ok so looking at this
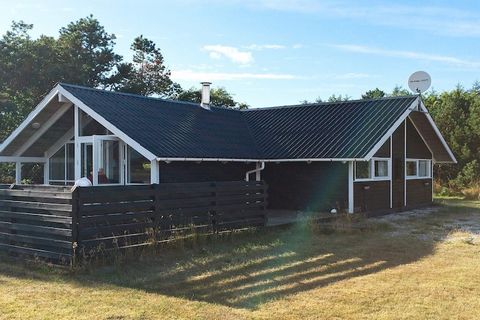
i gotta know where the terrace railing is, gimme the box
[0,181,268,264]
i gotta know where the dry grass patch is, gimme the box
[1,200,480,319]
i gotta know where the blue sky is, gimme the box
[1,0,480,107]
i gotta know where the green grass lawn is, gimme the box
[1,200,480,319]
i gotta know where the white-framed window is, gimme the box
[354,158,391,181]
[406,159,432,179]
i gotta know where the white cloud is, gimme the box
[202,0,480,37]
[331,44,480,69]
[203,45,253,65]
[244,44,286,50]
[171,69,297,81]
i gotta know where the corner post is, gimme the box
[74,105,81,180]
[44,152,49,185]
[15,162,21,184]
[150,159,159,184]
[348,161,354,214]
[71,187,80,266]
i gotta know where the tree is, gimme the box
[327,94,350,102]
[362,88,386,99]
[108,35,180,97]
[176,87,248,109]
[57,15,121,88]
[390,85,411,97]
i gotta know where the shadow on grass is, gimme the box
[0,223,435,310]
[3,202,477,310]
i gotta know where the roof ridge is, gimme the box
[59,82,205,108]
[244,94,418,112]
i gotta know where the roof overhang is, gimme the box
[0,84,157,161]
[364,96,456,164]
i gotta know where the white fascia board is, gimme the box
[155,157,364,162]
[418,100,457,164]
[58,86,157,161]
[0,156,47,163]
[364,97,419,161]
[0,85,61,154]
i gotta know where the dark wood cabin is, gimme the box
[0,83,456,215]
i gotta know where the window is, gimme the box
[419,160,431,177]
[49,143,75,185]
[374,160,389,178]
[355,158,390,181]
[406,160,417,177]
[127,147,150,184]
[355,161,370,179]
[406,159,432,179]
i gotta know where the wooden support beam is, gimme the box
[150,160,159,184]
[13,103,72,156]
[15,162,21,184]
[348,161,354,214]
[0,156,47,163]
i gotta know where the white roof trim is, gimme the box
[364,97,419,160]
[418,100,457,163]
[364,96,456,164]
[0,85,61,154]
[156,157,364,162]
[57,86,157,161]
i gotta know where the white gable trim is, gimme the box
[57,86,157,161]
[365,97,456,164]
[364,97,419,161]
[418,100,457,164]
[0,85,61,154]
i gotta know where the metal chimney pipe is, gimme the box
[201,82,211,109]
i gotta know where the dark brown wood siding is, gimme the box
[392,121,405,209]
[406,179,432,206]
[159,162,255,183]
[406,118,432,159]
[263,162,348,212]
[374,138,390,157]
[354,181,390,212]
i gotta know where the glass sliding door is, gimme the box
[98,139,121,184]
[81,142,93,180]
[48,142,75,185]
[91,136,123,185]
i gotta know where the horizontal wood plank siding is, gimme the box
[354,181,390,212]
[406,179,432,207]
[263,162,348,212]
[159,162,256,183]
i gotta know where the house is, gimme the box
[0,82,456,214]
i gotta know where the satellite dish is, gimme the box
[408,71,431,94]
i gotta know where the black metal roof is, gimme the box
[60,83,418,160]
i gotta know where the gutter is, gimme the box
[156,157,365,163]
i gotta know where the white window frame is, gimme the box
[406,158,432,179]
[354,157,391,182]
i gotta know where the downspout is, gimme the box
[245,161,265,182]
